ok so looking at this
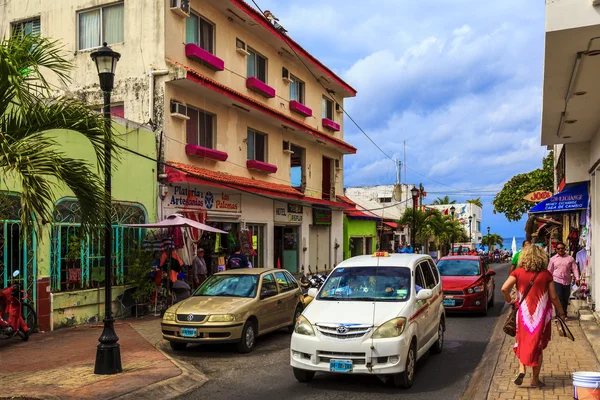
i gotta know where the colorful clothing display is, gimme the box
[511,269,554,367]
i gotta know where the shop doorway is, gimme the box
[274,226,298,273]
[309,225,331,269]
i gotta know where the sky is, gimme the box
[254,0,547,238]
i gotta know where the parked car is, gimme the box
[162,268,304,353]
[290,253,445,388]
[437,256,496,315]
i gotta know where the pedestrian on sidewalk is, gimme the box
[172,272,191,302]
[510,240,531,274]
[501,244,566,388]
[227,244,249,269]
[191,248,207,290]
[548,242,579,319]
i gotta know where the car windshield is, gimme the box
[437,260,480,276]
[317,266,411,302]
[194,275,258,298]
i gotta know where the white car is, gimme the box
[290,253,445,388]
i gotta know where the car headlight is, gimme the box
[207,314,236,322]
[163,312,176,322]
[372,317,407,339]
[294,315,315,336]
[467,284,485,294]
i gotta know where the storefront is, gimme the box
[309,208,332,270]
[273,201,302,273]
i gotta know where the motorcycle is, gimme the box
[0,270,37,341]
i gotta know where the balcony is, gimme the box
[322,118,340,132]
[289,100,312,117]
[185,144,228,162]
[246,77,276,98]
[185,43,224,72]
[246,159,277,174]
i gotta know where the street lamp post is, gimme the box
[469,215,473,245]
[487,226,490,252]
[450,206,456,255]
[91,43,122,375]
[411,187,419,250]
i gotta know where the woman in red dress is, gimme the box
[501,244,566,388]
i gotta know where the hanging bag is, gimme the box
[503,272,539,337]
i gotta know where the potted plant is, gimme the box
[125,248,158,317]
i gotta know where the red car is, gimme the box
[437,256,496,315]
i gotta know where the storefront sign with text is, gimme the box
[313,208,332,226]
[274,201,303,223]
[164,185,240,212]
[523,191,552,202]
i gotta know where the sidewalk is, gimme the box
[487,316,600,400]
[0,317,207,399]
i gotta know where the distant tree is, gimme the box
[399,208,467,253]
[492,153,553,222]
[481,234,504,251]
[466,197,483,208]
[431,196,456,205]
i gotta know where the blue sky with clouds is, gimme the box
[256,0,547,238]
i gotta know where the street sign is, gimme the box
[523,190,552,202]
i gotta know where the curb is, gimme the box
[460,303,509,400]
[112,325,209,400]
[579,309,600,367]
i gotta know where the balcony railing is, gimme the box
[185,43,224,72]
[246,76,276,98]
[185,144,228,162]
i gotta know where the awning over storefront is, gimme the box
[384,221,398,229]
[529,182,589,214]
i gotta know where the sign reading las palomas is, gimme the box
[523,191,552,202]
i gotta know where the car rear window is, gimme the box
[436,260,480,277]
[317,266,411,302]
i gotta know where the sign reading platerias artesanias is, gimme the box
[529,182,589,214]
[164,184,240,212]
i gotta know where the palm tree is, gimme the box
[431,195,456,205]
[466,197,483,208]
[0,34,116,239]
[399,208,467,253]
[482,233,503,251]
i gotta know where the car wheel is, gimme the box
[488,287,495,307]
[481,296,489,316]
[236,320,256,353]
[169,341,187,351]
[293,367,316,382]
[392,341,416,388]
[430,319,444,354]
[288,305,303,334]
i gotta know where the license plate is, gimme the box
[181,328,197,338]
[330,359,353,373]
[443,299,456,306]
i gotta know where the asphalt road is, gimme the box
[172,263,511,400]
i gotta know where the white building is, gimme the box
[428,203,483,246]
[541,0,598,308]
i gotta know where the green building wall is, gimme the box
[343,215,378,260]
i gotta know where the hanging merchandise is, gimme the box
[248,230,257,257]
[214,232,221,253]
[568,227,579,253]
[217,256,226,272]
[185,211,201,242]
[240,229,252,257]
[227,232,236,252]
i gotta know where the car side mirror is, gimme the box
[415,289,433,300]
[486,270,496,276]
[307,288,318,298]
[260,289,278,299]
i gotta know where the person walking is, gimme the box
[501,245,566,388]
[548,242,579,319]
[191,248,208,290]
[510,240,531,274]
[227,244,249,269]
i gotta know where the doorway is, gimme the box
[274,226,298,273]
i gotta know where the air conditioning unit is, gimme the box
[282,140,294,154]
[170,100,189,120]
[282,67,292,84]
[236,38,250,56]
[170,0,190,17]
[334,159,341,170]
[335,102,343,114]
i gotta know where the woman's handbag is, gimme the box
[555,317,575,341]
[503,272,539,337]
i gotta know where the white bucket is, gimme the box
[573,372,600,400]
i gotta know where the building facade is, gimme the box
[1,0,356,326]
[540,0,598,309]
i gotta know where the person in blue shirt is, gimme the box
[397,244,405,253]
[405,244,414,254]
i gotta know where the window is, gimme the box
[477,221,481,232]
[420,262,437,289]
[436,260,481,277]
[414,265,426,291]
[350,237,365,257]
[275,271,293,292]
[261,273,278,293]
[186,107,214,149]
[290,75,305,103]
[428,260,440,284]
[247,48,267,82]
[247,224,264,268]
[379,197,392,203]
[12,17,40,38]
[290,144,305,192]
[78,3,124,50]
[186,13,214,54]
[322,97,334,120]
[247,128,267,162]
[284,271,299,289]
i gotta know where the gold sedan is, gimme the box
[162,268,304,353]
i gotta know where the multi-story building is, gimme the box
[539,0,597,309]
[427,203,483,246]
[1,0,357,326]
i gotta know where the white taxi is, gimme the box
[290,253,445,388]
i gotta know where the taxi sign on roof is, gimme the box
[372,252,390,257]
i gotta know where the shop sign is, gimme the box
[313,208,332,226]
[274,201,303,223]
[164,185,240,212]
[523,191,552,202]
[529,182,589,214]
